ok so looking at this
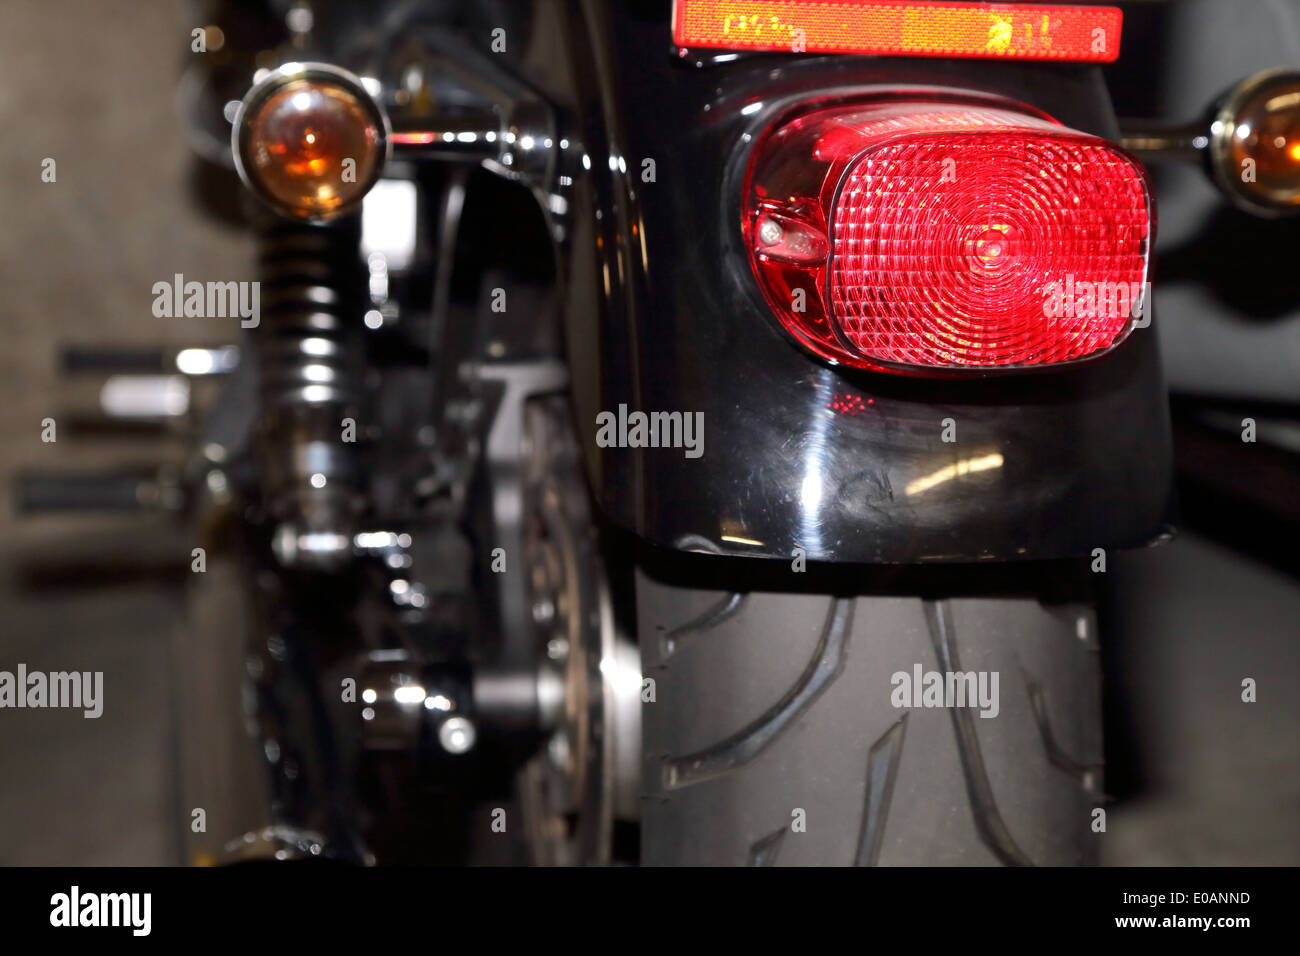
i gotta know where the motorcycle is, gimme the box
[16,0,1299,866]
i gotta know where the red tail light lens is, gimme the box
[743,100,1152,371]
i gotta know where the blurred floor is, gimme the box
[0,1,1295,866]
[0,520,185,865]
[1105,537,1300,865]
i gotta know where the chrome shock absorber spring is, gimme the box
[254,217,367,570]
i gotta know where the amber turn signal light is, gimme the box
[232,63,390,220]
[1211,68,1300,217]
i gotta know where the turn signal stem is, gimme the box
[231,62,555,220]
[1121,68,1300,217]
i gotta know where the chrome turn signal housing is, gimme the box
[232,62,390,220]
[1210,68,1300,217]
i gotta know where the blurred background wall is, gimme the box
[0,0,249,864]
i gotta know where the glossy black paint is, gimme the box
[543,0,1174,564]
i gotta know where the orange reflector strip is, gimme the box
[672,0,1122,62]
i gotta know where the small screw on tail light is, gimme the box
[743,99,1153,372]
[232,63,390,220]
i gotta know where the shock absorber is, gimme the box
[255,216,367,571]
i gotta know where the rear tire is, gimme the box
[637,569,1103,866]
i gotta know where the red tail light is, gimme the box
[743,99,1152,371]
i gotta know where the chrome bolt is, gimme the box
[546,637,569,661]
[758,217,783,246]
[548,731,571,770]
[532,597,556,626]
[536,667,566,730]
[438,716,476,754]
